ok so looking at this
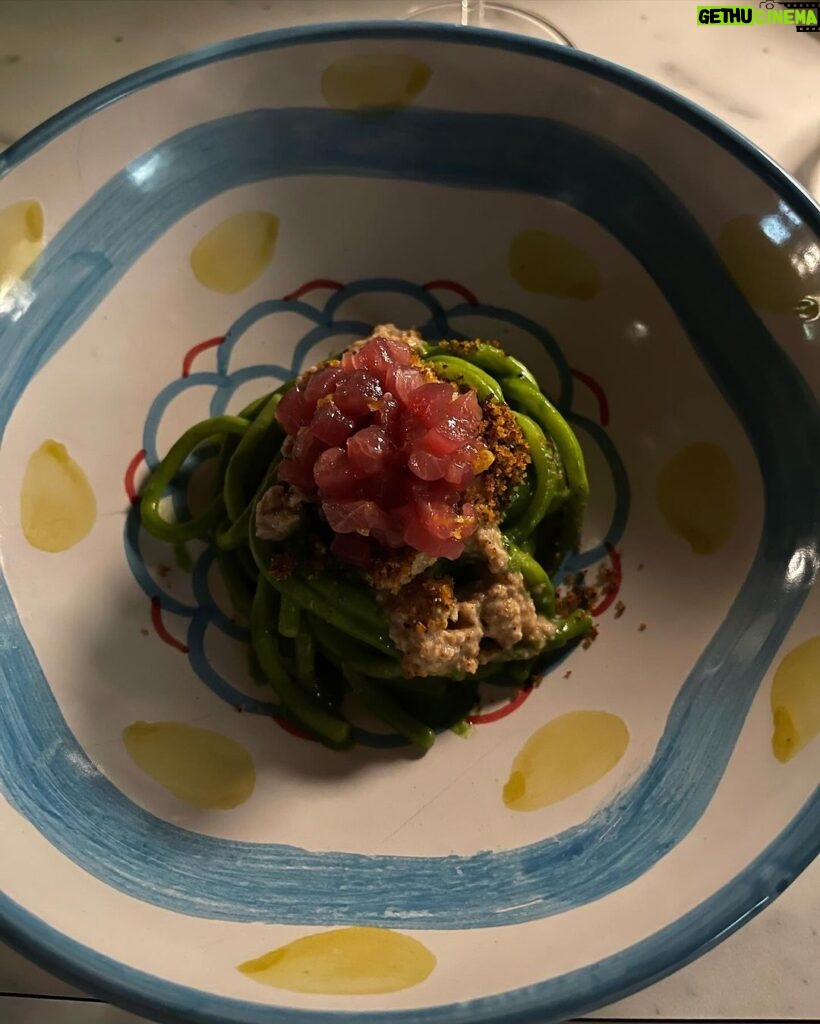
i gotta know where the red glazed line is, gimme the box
[467,685,533,725]
[272,715,316,742]
[124,449,146,504]
[181,336,224,378]
[422,279,479,306]
[282,279,344,301]
[571,367,610,427]
[150,598,189,653]
[591,543,622,618]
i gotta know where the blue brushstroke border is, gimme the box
[2,788,818,1024]
[0,21,817,1024]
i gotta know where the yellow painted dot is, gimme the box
[718,214,811,314]
[503,711,629,811]
[504,770,526,804]
[238,927,436,995]
[0,199,45,290]
[20,441,96,552]
[771,636,820,763]
[656,442,739,555]
[123,721,255,809]
[509,229,601,299]
[321,55,431,111]
[190,211,279,293]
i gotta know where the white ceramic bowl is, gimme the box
[1,22,818,1024]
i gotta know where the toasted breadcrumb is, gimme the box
[581,624,600,650]
[434,337,501,355]
[469,398,529,523]
[383,576,457,634]
[555,570,599,616]
[269,553,296,580]
[366,549,437,594]
[596,561,618,595]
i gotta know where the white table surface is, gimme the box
[0,1,818,1021]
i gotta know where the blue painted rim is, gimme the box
[3,790,818,1024]
[2,19,820,239]
[0,19,818,1024]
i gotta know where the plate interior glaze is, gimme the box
[0,23,818,1024]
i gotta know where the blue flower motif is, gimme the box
[123,277,629,746]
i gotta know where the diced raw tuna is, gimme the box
[276,385,311,433]
[354,337,395,377]
[443,444,479,487]
[304,366,345,409]
[334,371,383,418]
[375,393,400,432]
[407,382,456,427]
[330,532,376,568]
[347,425,394,477]
[323,499,388,535]
[275,332,491,560]
[313,447,358,497]
[387,365,425,403]
[311,400,356,446]
[407,448,448,482]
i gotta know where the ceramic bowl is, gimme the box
[1,22,818,1024]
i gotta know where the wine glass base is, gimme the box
[405,2,573,45]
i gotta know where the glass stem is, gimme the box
[461,0,484,26]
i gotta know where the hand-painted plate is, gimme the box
[0,22,818,1024]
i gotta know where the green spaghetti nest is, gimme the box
[139,335,592,750]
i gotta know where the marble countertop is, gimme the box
[1,0,818,193]
[0,1,818,1021]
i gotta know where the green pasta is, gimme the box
[215,547,254,624]
[425,354,505,402]
[138,333,594,749]
[344,667,436,751]
[140,416,250,543]
[251,576,352,749]
[425,341,539,388]
[224,393,282,521]
[505,412,563,545]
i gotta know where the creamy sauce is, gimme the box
[656,442,738,555]
[190,211,279,293]
[503,710,629,811]
[122,721,255,809]
[718,214,809,314]
[0,199,44,292]
[509,229,600,299]
[771,636,820,763]
[238,927,436,995]
[21,441,96,552]
[321,55,431,110]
